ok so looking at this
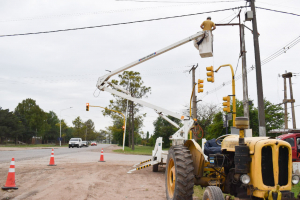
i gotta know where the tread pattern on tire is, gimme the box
[202,186,224,200]
[166,145,194,200]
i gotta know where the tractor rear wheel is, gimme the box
[165,145,194,200]
[202,186,224,200]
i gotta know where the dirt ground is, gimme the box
[0,145,167,200]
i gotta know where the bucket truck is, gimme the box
[96,30,212,172]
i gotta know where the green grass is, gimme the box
[0,144,68,148]
[193,185,205,199]
[113,145,169,155]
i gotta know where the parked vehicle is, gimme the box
[91,141,97,146]
[69,138,82,148]
[82,141,88,147]
[276,129,300,162]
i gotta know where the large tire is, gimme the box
[202,186,224,200]
[165,145,194,200]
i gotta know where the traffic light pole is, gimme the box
[249,0,266,136]
[89,105,126,150]
[216,64,236,127]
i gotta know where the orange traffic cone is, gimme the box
[2,158,18,190]
[48,149,56,166]
[99,148,105,162]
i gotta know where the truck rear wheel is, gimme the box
[165,145,194,200]
[202,186,224,200]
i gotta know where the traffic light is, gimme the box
[222,96,230,112]
[122,126,125,130]
[197,79,204,93]
[86,103,89,111]
[206,66,214,83]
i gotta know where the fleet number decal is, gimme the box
[138,52,156,62]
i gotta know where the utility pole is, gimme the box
[240,23,250,127]
[283,75,288,128]
[282,72,296,129]
[85,125,87,141]
[189,64,198,140]
[249,0,266,136]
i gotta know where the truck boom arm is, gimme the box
[96,31,206,88]
[102,85,185,120]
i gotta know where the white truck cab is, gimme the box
[69,138,83,148]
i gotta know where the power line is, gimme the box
[255,6,300,17]
[199,35,300,99]
[0,6,248,38]
[116,0,243,3]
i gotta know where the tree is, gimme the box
[103,71,151,150]
[206,111,226,140]
[83,119,96,141]
[152,115,181,148]
[264,99,284,134]
[72,116,84,138]
[0,107,25,144]
[14,98,48,141]
[146,131,149,140]
[206,99,284,139]
[44,111,59,143]
[196,103,220,137]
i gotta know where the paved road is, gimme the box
[0,144,111,163]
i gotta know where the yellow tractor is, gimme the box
[165,117,300,200]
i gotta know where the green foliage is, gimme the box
[206,112,226,140]
[234,99,283,136]
[264,99,284,134]
[44,111,59,142]
[14,98,48,139]
[152,116,181,148]
[1,98,100,144]
[72,117,98,141]
[0,107,25,144]
[204,99,284,139]
[114,145,169,155]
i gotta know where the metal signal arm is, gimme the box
[102,84,185,121]
[96,31,206,88]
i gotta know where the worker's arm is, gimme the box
[212,23,216,31]
[200,23,204,29]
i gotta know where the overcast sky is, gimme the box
[1,0,299,138]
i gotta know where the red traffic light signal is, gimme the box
[122,126,125,130]
[86,103,89,111]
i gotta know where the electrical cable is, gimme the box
[255,6,300,17]
[0,6,248,38]
[116,0,243,3]
[199,35,300,99]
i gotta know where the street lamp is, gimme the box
[60,107,72,147]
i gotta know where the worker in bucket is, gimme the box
[193,16,215,53]
[200,16,216,31]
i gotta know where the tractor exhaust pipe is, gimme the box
[234,117,251,174]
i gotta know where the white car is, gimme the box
[69,138,83,148]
